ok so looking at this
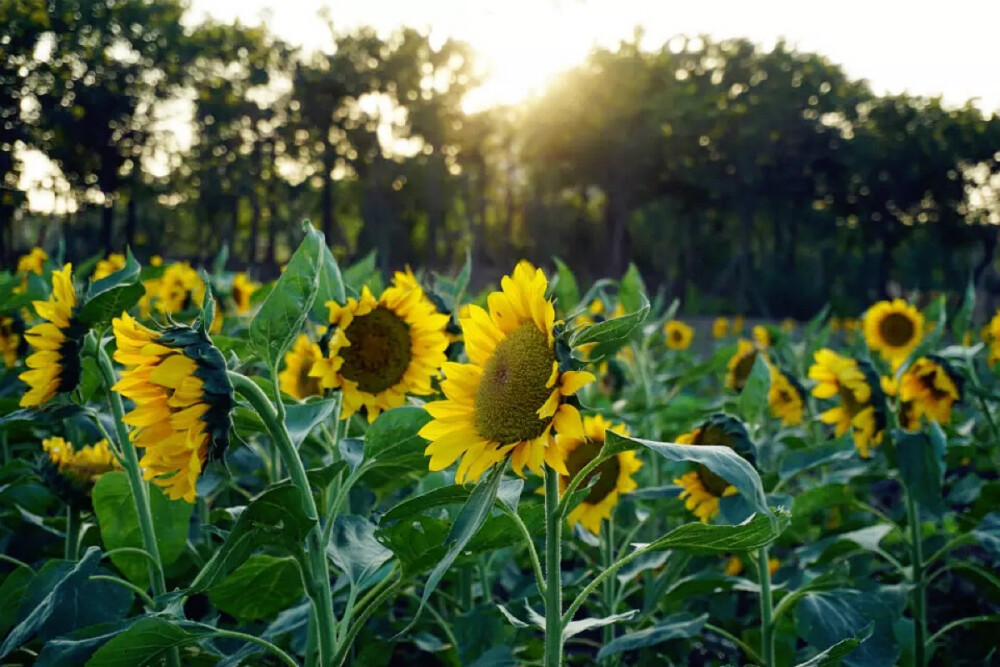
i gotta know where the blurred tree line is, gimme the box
[3,0,1000,316]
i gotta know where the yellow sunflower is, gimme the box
[712,317,729,339]
[664,320,694,351]
[17,247,47,275]
[752,325,771,348]
[92,253,126,281]
[112,313,233,502]
[863,299,924,368]
[556,413,642,534]
[140,262,206,317]
[278,332,325,400]
[899,356,961,428]
[985,310,1000,365]
[726,339,766,391]
[310,270,450,423]
[808,349,885,458]
[420,261,595,483]
[19,265,85,407]
[1,316,22,368]
[43,436,120,486]
[673,416,752,523]
[768,366,805,426]
[232,272,259,315]
[732,316,745,334]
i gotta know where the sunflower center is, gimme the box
[692,425,737,495]
[338,306,412,394]
[474,322,556,445]
[878,312,915,348]
[671,330,683,343]
[837,384,863,416]
[733,350,758,390]
[298,359,322,398]
[564,439,620,504]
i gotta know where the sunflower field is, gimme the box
[1,222,998,667]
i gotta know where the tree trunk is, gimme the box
[101,200,114,250]
[125,195,137,249]
[322,144,336,246]
[605,188,631,278]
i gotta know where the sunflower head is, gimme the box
[863,299,924,368]
[556,413,642,534]
[310,272,450,422]
[899,355,962,429]
[0,315,26,368]
[673,414,753,523]
[112,313,233,502]
[19,264,86,407]
[421,261,596,483]
[232,273,259,315]
[141,262,206,317]
[92,253,127,282]
[768,366,806,426]
[809,349,886,457]
[752,325,772,348]
[726,339,765,392]
[37,436,120,507]
[17,247,48,275]
[279,332,326,401]
[712,317,729,339]
[664,320,694,350]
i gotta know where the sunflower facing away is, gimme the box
[899,356,962,428]
[673,415,754,523]
[1,315,24,368]
[420,261,595,483]
[808,348,886,458]
[768,365,806,426]
[43,436,120,486]
[279,331,326,400]
[310,270,450,423]
[112,313,233,502]
[726,339,766,392]
[232,272,259,315]
[19,265,87,407]
[664,320,694,351]
[92,253,126,281]
[863,299,924,368]
[556,413,642,534]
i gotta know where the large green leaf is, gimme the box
[606,431,770,519]
[209,555,304,621]
[894,426,946,512]
[973,512,1000,558]
[617,263,647,314]
[362,405,433,488]
[779,437,855,477]
[551,257,580,314]
[738,353,771,424]
[312,232,346,323]
[794,587,906,667]
[285,397,339,449]
[0,566,34,636]
[342,249,378,296]
[793,624,873,667]
[92,471,193,587]
[569,293,650,359]
[35,619,138,667]
[86,617,215,666]
[637,511,788,554]
[327,515,393,588]
[249,222,325,369]
[188,483,312,593]
[77,248,143,327]
[596,612,707,660]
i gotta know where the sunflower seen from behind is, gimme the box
[664,320,694,350]
[808,349,886,458]
[112,313,233,502]
[556,413,642,534]
[899,356,962,429]
[420,261,595,483]
[673,415,754,523]
[19,265,87,407]
[863,299,924,369]
[310,270,450,423]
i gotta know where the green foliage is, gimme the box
[77,249,144,327]
[208,555,304,621]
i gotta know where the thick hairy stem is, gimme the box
[757,547,775,667]
[544,466,564,667]
[905,489,927,667]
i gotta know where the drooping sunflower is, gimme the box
[278,331,326,400]
[19,264,86,407]
[712,317,729,339]
[1,315,25,368]
[863,299,924,368]
[37,436,120,507]
[808,348,886,458]
[232,272,259,315]
[673,415,754,523]
[556,413,642,534]
[726,339,766,391]
[112,313,233,502]
[92,253,126,281]
[664,320,694,351]
[420,261,595,483]
[768,365,806,426]
[310,270,450,423]
[899,356,962,428]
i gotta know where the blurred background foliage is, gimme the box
[3,0,1000,317]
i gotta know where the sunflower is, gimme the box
[17,247,48,275]
[140,262,206,317]
[420,261,595,483]
[19,265,86,407]
[732,316,745,334]
[768,366,806,426]
[726,339,766,392]
[723,555,779,577]
[808,349,886,458]
[780,318,797,334]
[664,320,694,350]
[899,356,962,428]
[1,315,24,368]
[232,273,259,315]
[673,415,753,523]
[92,253,126,281]
[752,325,771,348]
[712,317,729,339]
[310,270,450,423]
[985,310,1000,365]
[279,331,325,400]
[863,299,924,368]
[112,313,233,502]
[43,436,120,486]
[556,413,642,534]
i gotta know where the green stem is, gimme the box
[333,577,403,667]
[757,547,775,667]
[556,454,607,519]
[601,518,615,650]
[229,371,337,667]
[704,622,764,664]
[64,506,80,560]
[505,505,546,597]
[905,489,927,667]
[544,466,564,667]
[925,614,1000,649]
[181,621,300,667]
[0,553,32,571]
[88,575,155,608]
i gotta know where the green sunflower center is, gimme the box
[474,322,556,445]
[878,312,915,348]
[339,306,413,394]
[564,439,620,504]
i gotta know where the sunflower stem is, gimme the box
[544,465,564,667]
[757,546,775,667]
[601,517,615,651]
[228,370,338,667]
[64,505,80,561]
[905,486,927,667]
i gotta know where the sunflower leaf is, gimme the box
[893,426,946,513]
[738,353,772,424]
[208,554,304,622]
[633,511,789,553]
[77,248,144,327]
[551,256,580,314]
[595,612,707,660]
[569,292,650,360]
